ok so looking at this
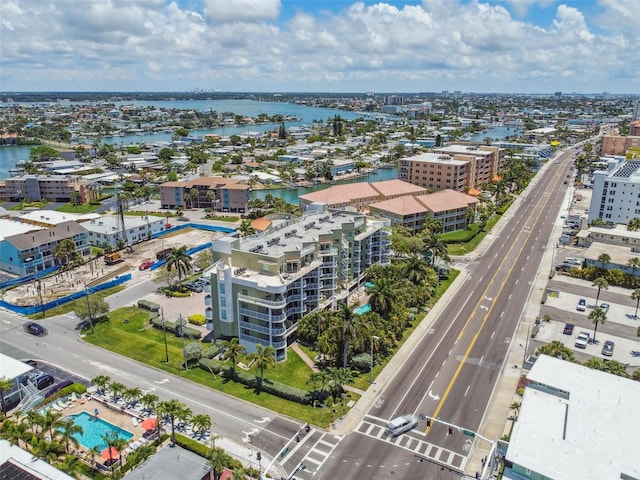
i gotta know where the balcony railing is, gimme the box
[238,293,286,308]
[240,320,285,336]
[238,307,286,323]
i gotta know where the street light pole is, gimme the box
[370,335,379,383]
[161,308,169,362]
[84,284,94,334]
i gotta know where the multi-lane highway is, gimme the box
[290,150,577,479]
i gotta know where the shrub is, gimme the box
[351,353,372,372]
[137,300,160,312]
[202,343,224,359]
[170,290,191,298]
[175,434,244,471]
[150,316,202,339]
[188,313,206,326]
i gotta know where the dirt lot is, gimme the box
[3,227,228,307]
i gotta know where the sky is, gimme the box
[1,0,638,94]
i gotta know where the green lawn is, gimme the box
[29,286,125,320]
[56,202,102,214]
[84,307,346,426]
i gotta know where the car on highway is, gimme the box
[577,298,586,312]
[575,331,591,349]
[563,323,575,335]
[599,303,610,313]
[386,415,418,437]
[602,340,615,356]
[139,259,153,270]
[23,321,46,336]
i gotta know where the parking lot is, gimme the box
[537,277,640,367]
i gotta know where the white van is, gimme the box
[386,415,418,437]
[564,257,582,266]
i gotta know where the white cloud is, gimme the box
[0,0,637,92]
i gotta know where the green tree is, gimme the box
[74,296,109,327]
[403,255,431,285]
[248,344,276,389]
[108,382,126,402]
[222,337,246,376]
[91,375,111,396]
[627,217,640,231]
[535,343,576,362]
[238,219,255,237]
[157,399,184,446]
[123,387,142,408]
[368,278,396,319]
[588,306,607,342]
[191,414,212,440]
[165,246,193,288]
[54,454,83,477]
[208,447,228,480]
[139,393,159,417]
[55,418,83,454]
[598,253,611,270]
[591,277,609,307]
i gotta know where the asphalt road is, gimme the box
[301,151,576,480]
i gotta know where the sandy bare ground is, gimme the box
[3,227,228,307]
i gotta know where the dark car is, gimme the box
[23,321,46,336]
[44,380,73,398]
[31,373,55,390]
[555,264,570,272]
[563,323,575,335]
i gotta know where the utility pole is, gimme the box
[84,284,94,334]
[161,308,169,362]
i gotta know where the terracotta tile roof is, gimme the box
[370,195,426,215]
[160,176,249,190]
[370,179,428,197]
[299,183,380,205]
[251,217,272,232]
[416,189,478,213]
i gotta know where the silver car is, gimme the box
[602,340,614,356]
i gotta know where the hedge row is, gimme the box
[198,358,313,405]
[137,300,160,312]
[150,317,202,339]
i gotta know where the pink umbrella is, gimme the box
[101,446,119,460]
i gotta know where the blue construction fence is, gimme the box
[0,273,132,316]
[0,265,60,291]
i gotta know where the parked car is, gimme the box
[602,340,615,356]
[139,259,153,270]
[575,331,591,349]
[577,298,586,312]
[45,380,74,398]
[23,321,46,336]
[186,283,203,293]
[599,303,610,313]
[563,323,575,335]
[555,264,571,272]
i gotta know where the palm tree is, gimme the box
[176,404,192,432]
[222,337,246,376]
[588,307,607,342]
[157,399,184,446]
[591,277,609,306]
[191,414,212,440]
[238,219,255,237]
[55,418,83,454]
[139,393,159,417]
[165,245,193,288]
[190,187,199,209]
[423,231,450,266]
[91,375,111,396]
[208,447,228,480]
[368,277,396,318]
[598,253,611,271]
[89,445,101,472]
[248,344,276,389]
[31,437,65,465]
[0,377,12,415]
[123,387,142,408]
[536,341,576,362]
[627,217,640,231]
[55,454,83,478]
[627,257,640,278]
[1,418,29,448]
[101,431,119,475]
[109,382,126,403]
[632,289,640,319]
[403,255,430,285]
[42,410,64,439]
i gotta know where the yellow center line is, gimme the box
[425,165,564,434]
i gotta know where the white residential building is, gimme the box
[204,207,391,362]
[82,214,167,248]
[588,160,640,224]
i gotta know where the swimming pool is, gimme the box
[354,303,371,315]
[69,412,133,450]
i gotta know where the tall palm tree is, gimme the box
[222,337,246,376]
[157,399,184,446]
[91,375,111,396]
[165,246,193,288]
[190,187,199,209]
[248,344,276,389]
[627,257,640,278]
[108,382,126,403]
[139,393,159,417]
[55,418,83,454]
[627,217,640,231]
[404,255,430,286]
[238,219,255,237]
[55,454,83,478]
[176,404,192,432]
[31,437,65,465]
[208,447,228,480]
[588,307,607,342]
[591,277,609,306]
[191,414,212,440]
[598,253,611,271]
[632,288,640,319]
[536,341,576,362]
[368,278,396,318]
[423,231,450,266]
[123,387,142,408]
[42,410,64,440]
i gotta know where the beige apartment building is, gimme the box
[159,176,250,213]
[399,145,502,193]
[600,135,640,156]
[0,175,89,203]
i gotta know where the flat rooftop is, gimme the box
[506,355,640,480]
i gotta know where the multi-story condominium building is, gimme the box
[204,207,391,362]
[299,179,427,212]
[82,214,167,248]
[588,160,640,225]
[433,144,502,185]
[369,189,478,234]
[159,176,249,213]
[0,175,88,203]
[0,220,90,275]
[600,135,640,156]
